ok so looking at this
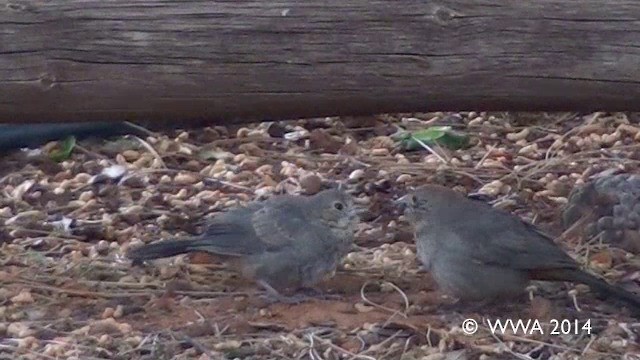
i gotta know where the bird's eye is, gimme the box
[333,202,344,211]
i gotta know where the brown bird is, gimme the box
[400,184,640,310]
[128,188,359,303]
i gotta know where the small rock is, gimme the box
[102,307,115,319]
[95,240,110,255]
[195,190,220,202]
[506,128,530,141]
[477,180,504,196]
[236,127,251,138]
[354,303,375,313]
[213,340,243,351]
[120,205,144,224]
[371,148,390,156]
[125,336,143,347]
[176,131,189,141]
[174,173,198,185]
[518,143,538,156]
[121,150,140,162]
[255,164,273,176]
[7,322,35,338]
[78,191,93,202]
[280,161,298,177]
[468,116,484,126]
[0,206,13,217]
[88,317,131,335]
[238,143,264,156]
[11,290,34,304]
[113,305,124,319]
[601,133,618,146]
[396,174,411,183]
[617,124,640,136]
[546,180,569,196]
[449,157,463,167]
[480,158,505,169]
[97,334,112,346]
[299,174,322,194]
[240,158,259,171]
[248,129,264,137]
[394,154,410,164]
[10,180,34,201]
[348,169,365,183]
[368,136,395,149]
[74,173,92,183]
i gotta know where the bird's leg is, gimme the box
[256,280,312,305]
[297,287,344,301]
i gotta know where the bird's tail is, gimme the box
[127,238,212,262]
[549,269,640,310]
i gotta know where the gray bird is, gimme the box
[400,184,640,309]
[128,188,359,302]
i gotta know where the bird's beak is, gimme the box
[395,195,411,212]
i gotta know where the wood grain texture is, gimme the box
[1,1,639,123]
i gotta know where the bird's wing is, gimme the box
[191,204,268,256]
[250,199,311,249]
[447,206,578,271]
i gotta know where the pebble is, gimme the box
[0,207,13,217]
[348,169,365,182]
[468,116,484,126]
[7,322,35,338]
[299,173,322,194]
[78,191,93,202]
[371,148,390,156]
[236,127,251,138]
[478,180,504,196]
[95,240,110,255]
[394,154,410,164]
[396,174,411,183]
[255,164,273,176]
[10,290,34,304]
[121,150,140,162]
[74,173,92,183]
[518,143,538,156]
[506,128,530,141]
[174,173,198,185]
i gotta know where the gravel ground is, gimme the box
[1,112,640,360]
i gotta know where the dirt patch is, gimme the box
[1,112,640,359]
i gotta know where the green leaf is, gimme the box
[49,136,76,162]
[398,126,469,151]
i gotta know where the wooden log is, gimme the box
[1,1,639,124]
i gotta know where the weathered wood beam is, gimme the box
[1,1,639,123]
